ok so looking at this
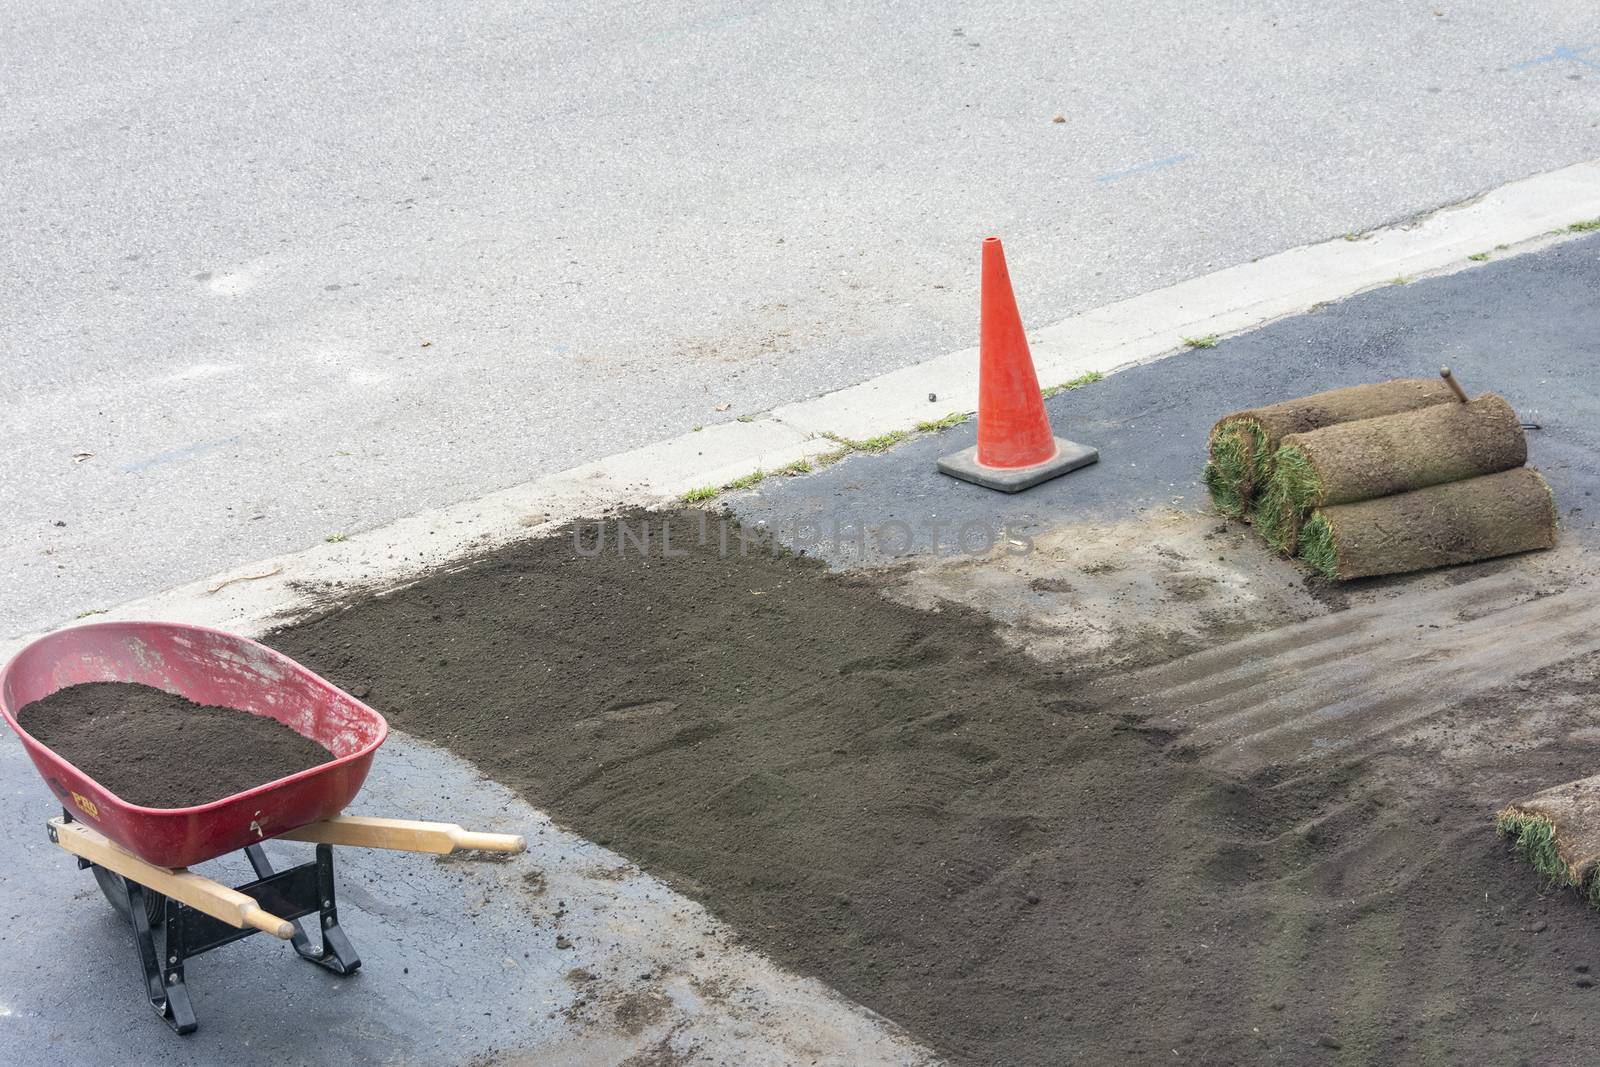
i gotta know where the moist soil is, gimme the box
[271,510,1600,1065]
[18,682,332,808]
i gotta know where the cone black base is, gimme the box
[937,438,1099,493]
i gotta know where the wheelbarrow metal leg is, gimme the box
[120,878,196,1034]
[312,843,360,974]
[243,842,360,974]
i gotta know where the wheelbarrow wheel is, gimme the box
[92,865,166,926]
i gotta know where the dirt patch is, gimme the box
[435,848,518,865]
[17,682,332,808]
[890,508,1327,671]
[271,510,1600,1065]
[618,1027,696,1067]
[611,987,672,1036]
[579,862,638,881]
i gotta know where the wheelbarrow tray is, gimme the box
[1,621,386,868]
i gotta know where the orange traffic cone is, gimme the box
[937,237,1098,492]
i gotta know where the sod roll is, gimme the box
[1298,467,1556,580]
[1497,773,1600,908]
[1255,393,1526,554]
[1203,378,1457,518]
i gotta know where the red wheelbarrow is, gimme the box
[0,621,525,1035]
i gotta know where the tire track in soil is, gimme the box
[1124,571,1600,775]
[270,510,1600,1066]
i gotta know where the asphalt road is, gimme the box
[5,1,1600,635]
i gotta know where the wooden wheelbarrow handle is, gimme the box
[49,818,295,939]
[276,815,527,856]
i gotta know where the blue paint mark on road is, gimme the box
[120,436,241,474]
[1512,44,1600,72]
[1095,154,1189,184]
[650,1,770,43]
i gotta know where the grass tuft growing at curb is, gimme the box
[1569,217,1600,233]
[722,469,767,492]
[815,446,855,467]
[825,429,909,454]
[683,424,946,503]
[1040,370,1104,400]
[915,412,969,433]
[1182,334,1219,349]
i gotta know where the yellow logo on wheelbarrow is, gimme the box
[70,791,99,819]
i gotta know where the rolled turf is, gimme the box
[1298,467,1556,580]
[1203,378,1458,518]
[1254,393,1526,554]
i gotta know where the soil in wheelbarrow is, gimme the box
[18,682,332,808]
[270,509,1600,1065]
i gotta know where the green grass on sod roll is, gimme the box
[1204,419,1265,519]
[1254,444,1321,554]
[1495,811,1571,890]
[1494,810,1600,907]
[1297,512,1339,579]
